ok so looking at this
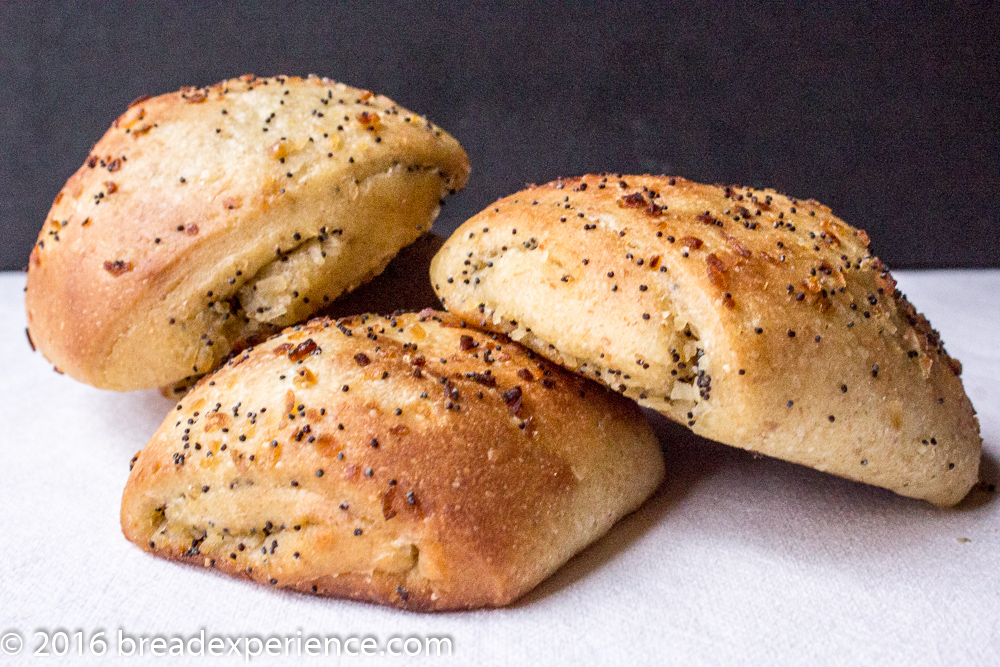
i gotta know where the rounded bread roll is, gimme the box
[121,311,663,610]
[430,175,981,506]
[25,74,470,391]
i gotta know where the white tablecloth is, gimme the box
[1,270,997,665]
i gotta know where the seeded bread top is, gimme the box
[432,175,980,506]
[121,311,663,610]
[26,74,470,391]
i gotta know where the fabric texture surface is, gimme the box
[1,270,997,665]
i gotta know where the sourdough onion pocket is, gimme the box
[121,311,663,610]
[25,74,470,392]
[431,175,982,506]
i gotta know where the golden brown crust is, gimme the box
[120,311,663,610]
[25,74,470,391]
[431,175,981,506]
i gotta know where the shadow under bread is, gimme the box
[516,411,722,607]
[956,449,999,511]
[519,412,998,607]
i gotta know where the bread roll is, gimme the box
[121,311,663,610]
[25,74,469,391]
[430,175,981,506]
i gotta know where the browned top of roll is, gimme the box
[26,74,469,391]
[121,311,663,610]
[431,175,981,506]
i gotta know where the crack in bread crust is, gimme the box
[436,229,707,422]
[158,165,449,396]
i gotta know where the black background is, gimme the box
[2,2,997,271]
